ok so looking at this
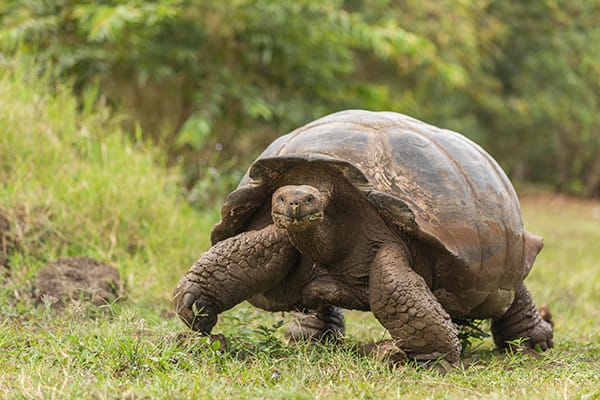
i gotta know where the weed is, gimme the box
[456,319,491,355]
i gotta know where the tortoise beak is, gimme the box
[290,204,300,223]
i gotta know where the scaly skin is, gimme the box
[368,243,461,363]
[173,224,298,334]
[491,282,554,350]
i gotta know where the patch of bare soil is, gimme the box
[34,256,124,308]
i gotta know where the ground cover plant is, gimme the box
[1,63,599,399]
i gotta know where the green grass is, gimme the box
[1,61,599,399]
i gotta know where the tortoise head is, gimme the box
[271,185,331,232]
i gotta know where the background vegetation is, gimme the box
[1,0,599,197]
[1,1,599,398]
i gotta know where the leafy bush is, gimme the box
[1,0,598,195]
[0,0,461,184]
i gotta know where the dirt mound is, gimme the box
[34,256,124,308]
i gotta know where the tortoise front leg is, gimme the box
[367,243,461,364]
[173,224,298,334]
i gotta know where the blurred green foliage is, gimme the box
[1,0,599,197]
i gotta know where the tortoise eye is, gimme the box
[278,195,285,204]
[305,195,314,204]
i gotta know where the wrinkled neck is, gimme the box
[286,217,338,264]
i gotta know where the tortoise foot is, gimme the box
[286,306,345,343]
[492,283,554,352]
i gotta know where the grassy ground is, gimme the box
[1,62,599,399]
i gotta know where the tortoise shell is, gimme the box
[210,110,542,307]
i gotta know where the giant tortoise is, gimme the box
[173,110,553,363]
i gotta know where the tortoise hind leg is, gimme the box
[367,243,461,364]
[286,305,345,342]
[491,282,553,351]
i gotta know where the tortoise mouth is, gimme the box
[272,211,324,230]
